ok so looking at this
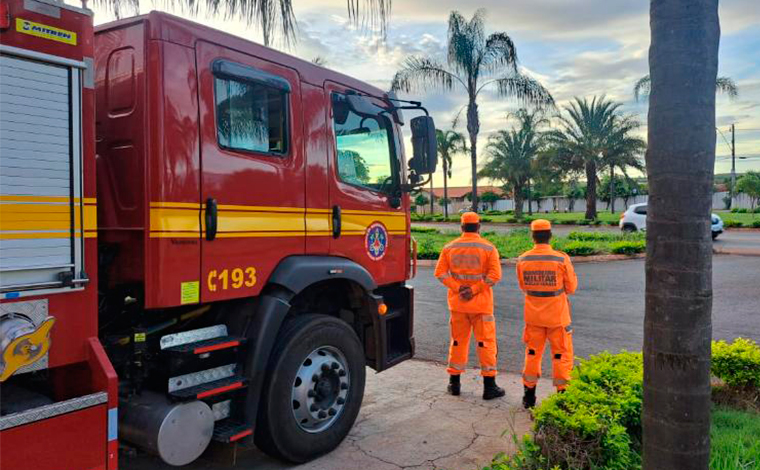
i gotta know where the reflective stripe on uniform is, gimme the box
[448,362,466,371]
[437,273,452,282]
[526,288,565,297]
[481,366,497,372]
[553,378,568,386]
[518,255,565,263]
[482,315,495,322]
[484,277,496,286]
[523,374,539,382]
[452,273,484,281]
[448,241,494,251]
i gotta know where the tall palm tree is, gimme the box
[633,75,737,101]
[391,9,553,212]
[95,0,390,46]
[479,109,546,218]
[643,1,718,469]
[600,116,646,213]
[436,129,467,218]
[546,96,631,220]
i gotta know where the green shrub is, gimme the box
[607,220,619,226]
[724,220,744,228]
[737,208,749,214]
[752,220,760,228]
[562,241,599,256]
[505,217,519,223]
[577,219,592,226]
[489,352,644,470]
[712,338,760,390]
[480,217,494,223]
[558,219,577,225]
[610,240,646,255]
[486,210,503,215]
[410,226,439,234]
[568,231,615,241]
[731,207,740,213]
[755,207,760,214]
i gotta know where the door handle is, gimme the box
[205,198,218,241]
[332,205,341,239]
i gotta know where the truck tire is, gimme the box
[254,314,366,463]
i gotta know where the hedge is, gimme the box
[481,340,760,470]
[610,240,646,255]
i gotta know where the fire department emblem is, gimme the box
[365,222,388,261]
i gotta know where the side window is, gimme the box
[213,62,288,155]
[634,205,647,215]
[332,93,395,192]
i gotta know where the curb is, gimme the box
[416,253,645,267]
[713,248,760,257]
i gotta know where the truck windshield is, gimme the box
[333,95,395,192]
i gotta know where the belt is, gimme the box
[526,288,564,297]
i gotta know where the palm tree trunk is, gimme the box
[467,99,480,212]
[443,158,449,219]
[514,183,524,218]
[610,166,616,213]
[527,179,533,215]
[585,161,597,220]
[430,176,434,214]
[643,1,718,469]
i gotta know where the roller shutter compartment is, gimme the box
[0,54,84,293]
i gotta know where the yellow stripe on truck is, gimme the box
[0,203,97,232]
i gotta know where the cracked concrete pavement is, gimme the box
[122,360,554,470]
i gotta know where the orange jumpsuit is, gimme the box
[434,233,502,377]
[516,243,578,390]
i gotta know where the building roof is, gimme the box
[424,186,506,199]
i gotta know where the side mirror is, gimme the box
[409,116,437,175]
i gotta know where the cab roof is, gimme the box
[95,11,388,98]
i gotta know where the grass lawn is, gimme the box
[714,210,760,227]
[412,227,645,259]
[711,406,760,470]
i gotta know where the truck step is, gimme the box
[164,335,246,355]
[169,375,248,401]
[212,419,253,443]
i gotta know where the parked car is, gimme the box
[619,203,724,239]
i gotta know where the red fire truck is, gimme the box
[0,1,437,468]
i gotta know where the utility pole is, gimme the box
[730,123,736,205]
[430,176,434,214]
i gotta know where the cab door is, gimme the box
[324,83,408,285]
[196,42,305,302]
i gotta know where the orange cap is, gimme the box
[461,212,480,224]
[530,219,551,231]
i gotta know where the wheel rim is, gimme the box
[291,345,350,433]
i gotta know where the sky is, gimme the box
[87,0,760,188]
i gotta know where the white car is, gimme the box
[619,203,724,239]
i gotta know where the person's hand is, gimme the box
[459,286,473,301]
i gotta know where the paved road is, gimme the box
[411,255,760,375]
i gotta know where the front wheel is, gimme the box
[254,314,366,463]
[622,224,637,233]
[712,231,719,240]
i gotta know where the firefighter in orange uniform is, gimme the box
[516,219,578,408]
[434,212,505,400]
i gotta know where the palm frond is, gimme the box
[98,0,391,47]
[482,32,518,75]
[447,9,486,81]
[635,74,738,101]
[633,75,651,102]
[716,76,739,99]
[390,57,462,93]
[490,74,554,108]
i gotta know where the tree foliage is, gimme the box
[736,171,760,212]
[392,10,553,211]
[633,74,738,102]
[94,0,391,46]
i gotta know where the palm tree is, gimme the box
[546,96,633,220]
[391,9,553,212]
[95,0,390,46]
[643,1,718,469]
[436,129,467,218]
[479,109,546,218]
[600,116,646,213]
[633,75,737,101]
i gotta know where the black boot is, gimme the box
[447,374,461,396]
[522,385,537,409]
[482,376,505,400]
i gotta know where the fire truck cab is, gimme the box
[1,2,437,469]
